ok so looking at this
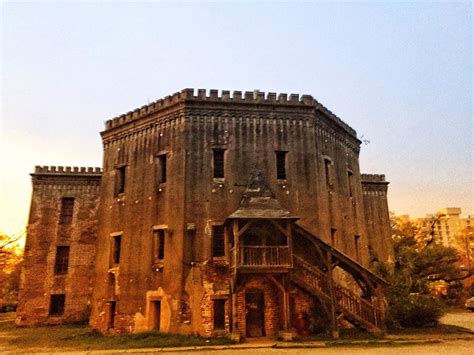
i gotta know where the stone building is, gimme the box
[17,89,393,339]
[16,167,101,325]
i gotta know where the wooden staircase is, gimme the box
[292,255,383,333]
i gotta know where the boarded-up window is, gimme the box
[276,151,287,180]
[213,149,225,179]
[54,246,70,275]
[59,197,74,224]
[213,299,226,330]
[112,235,122,265]
[153,229,165,261]
[157,154,167,184]
[324,158,333,189]
[212,225,225,257]
[49,294,65,316]
[115,166,126,195]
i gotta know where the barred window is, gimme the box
[59,197,74,224]
[212,225,225,257]
[49,294,65,316]
[54,246,70,275]
[213,149,225,179]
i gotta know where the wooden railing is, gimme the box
[293,256,382,330]
[231,246,291,268]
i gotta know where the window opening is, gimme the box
[213,149,225,179]
[49,294,65,316]
[115,166,126,195]
[54,246,70,275]
[212,225,225,257]
[157,154,167,184]
[213,299,226,330]
[113,235,122,265]
[276,151,287,180]
[59,197,74,224]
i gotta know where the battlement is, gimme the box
[33,166,102,175]
[361,174,388,183]
[104,88,356,136]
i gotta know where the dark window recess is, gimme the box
[153,229,165,261]
[347,171,354,197]
[212,225,225,257]
[213,299,226,330]
[213,149,225,179]
[115,166,126,195]
[49,294,65,316]
[59,197,74,224]
[330,228,337,246]
[324,158,332,188]
[113,235,122,265]
[157,154,167,184]
[54,246,70,275]
[276,151,287,180]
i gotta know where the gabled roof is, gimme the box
[228,169,299,220]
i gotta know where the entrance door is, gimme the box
[151,301,161,330]
[246,290,265,337]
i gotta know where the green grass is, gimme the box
[0,313,234,351]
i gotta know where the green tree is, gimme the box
[377,216,468,329]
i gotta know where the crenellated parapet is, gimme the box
[33,166,103,175]
[104,88,356,137]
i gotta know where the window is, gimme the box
[153,229,165,261]
[115,166,126,195]
[59,197,74,224]
[324,158,333,188]
[354,235,360,261]
[330,228,337,246]
[213,299,226,330]
[157,154,167,184]
[49,294,65,316]
[212,225,225,257]
[112,235,122,265]
[275,151,287,180]
[347,171,354,197]
[213,149,225,179]
[54,246,70,275]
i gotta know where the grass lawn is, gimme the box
[0,313,234,351]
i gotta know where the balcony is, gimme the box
[231,245,292,272]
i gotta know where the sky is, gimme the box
[1,1,472,236]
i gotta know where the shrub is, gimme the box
[386,293,444,329]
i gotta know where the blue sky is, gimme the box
[1,1,472,234]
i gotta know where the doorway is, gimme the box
[245,289,265,337]
[150,300,161,331]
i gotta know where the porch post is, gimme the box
[327,252,339,338]
[283,275,290,331]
